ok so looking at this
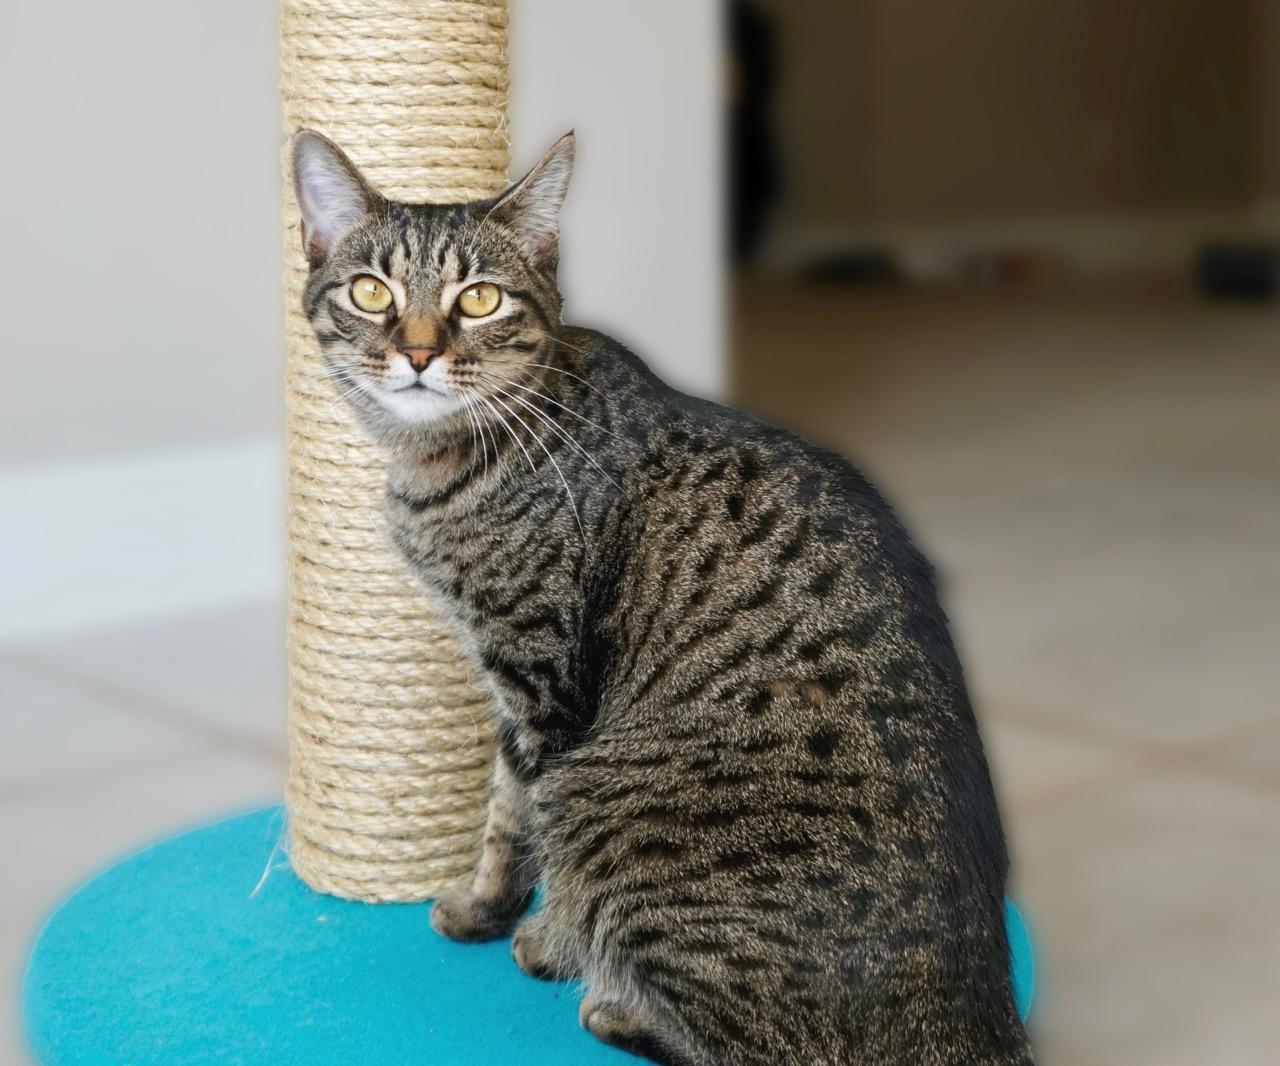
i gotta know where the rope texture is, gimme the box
[281,0,509,902]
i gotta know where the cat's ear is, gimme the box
[491,132,575,272]
[291,129,379,266]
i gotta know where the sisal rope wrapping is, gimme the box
[281,0,509,902]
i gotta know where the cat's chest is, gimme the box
[382,496,466,585]
[382,481,577,609]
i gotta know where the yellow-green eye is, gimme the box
[350,275,393,313]
[457,282,501,318]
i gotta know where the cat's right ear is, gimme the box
[291,130,379,266]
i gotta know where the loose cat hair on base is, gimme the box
[293,128,1035,1066]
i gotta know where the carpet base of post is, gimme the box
[22,806,1034,1065]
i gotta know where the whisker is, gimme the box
[488,384,620,489]
[482,372,635,447]
[307,361,366,381]
[525,330,593,360]
[466,390,501,473]
[303,363,364,382]
[488,393,584,539]
[459,393,480,471]
[320,376,369,406]
[477,393,537,476]
[523,357,607,398]
[463,393,495,477]
[460,395,483,475]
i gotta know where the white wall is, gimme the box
[0,0,723,474]
[0,1,724,638]
[0,0,283,471]
[510,0,725,399]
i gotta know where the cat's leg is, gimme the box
[511,908,580,981]
[578,992,692,1066]
[430,756,537,942]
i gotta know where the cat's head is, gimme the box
[292,129,574,436]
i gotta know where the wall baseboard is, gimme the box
[0,441,285,643]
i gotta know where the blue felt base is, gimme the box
[24,805,1033,1065]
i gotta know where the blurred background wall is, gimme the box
[755,0,1280,281]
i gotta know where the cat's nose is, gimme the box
[400,346,442,372]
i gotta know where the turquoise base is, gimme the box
[23,805,1033,1065]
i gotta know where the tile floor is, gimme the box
[3,288,1278,1064]
[1,605,288,1066]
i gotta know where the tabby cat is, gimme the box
[292,129,1034,1066]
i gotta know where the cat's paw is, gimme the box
[512,913,575,981]
[580,995,686,1065]
[429,885,518,943]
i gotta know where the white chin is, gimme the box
[378,387,463,425]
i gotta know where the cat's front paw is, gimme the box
[429,885,520,943]
[512,913,577,981]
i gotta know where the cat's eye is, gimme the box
[350,275,393,313]
[457,282,501,318]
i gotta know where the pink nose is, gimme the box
[400,346,442,372]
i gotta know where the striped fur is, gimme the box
[295,132,1034,1066]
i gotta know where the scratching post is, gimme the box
[280,0,509,902]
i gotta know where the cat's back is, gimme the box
[576,324,911,516]
[571,323,1001,888]
[544,328,1029,1065]
[572,326,950,663]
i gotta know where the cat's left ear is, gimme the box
[292,129,380,267]
[491,132,575,273]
